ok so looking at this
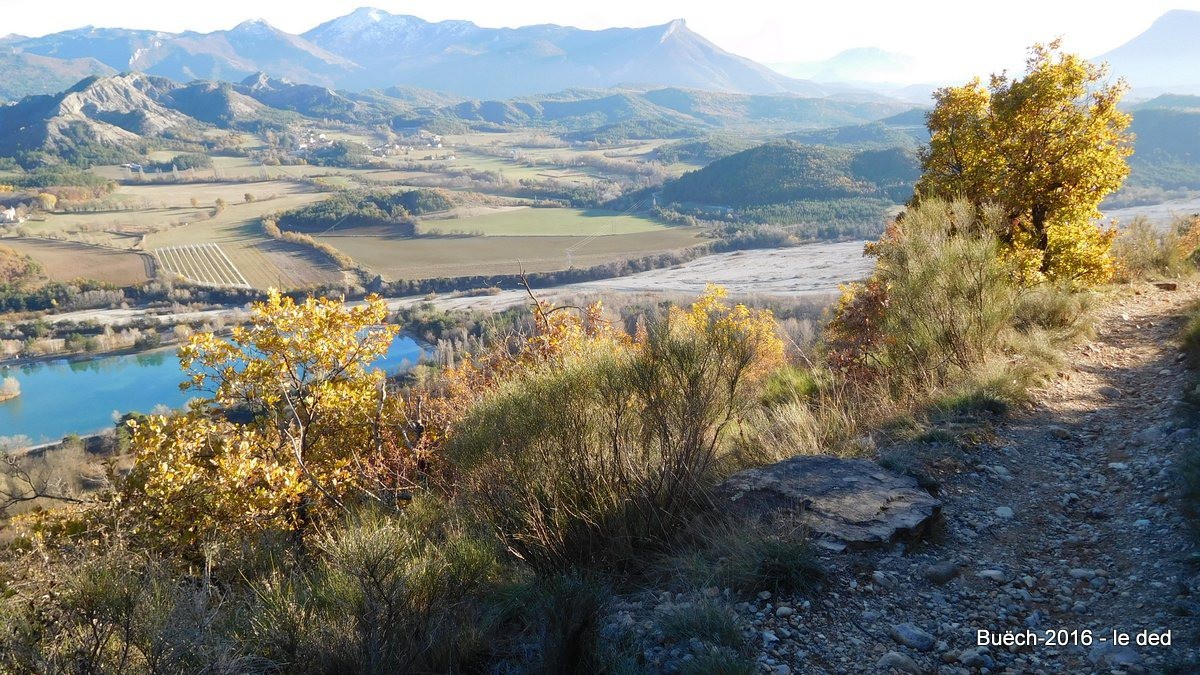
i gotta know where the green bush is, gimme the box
[450,307,778,572]
[827,200,1019,389]
[760,364,822,406]
[0,549,232,673]
[269,508,498,673]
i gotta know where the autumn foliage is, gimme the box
[120,290,404,550]
[107,284,785,562]
[915,40,1131,285]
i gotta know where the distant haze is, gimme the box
[3,0,1199,83]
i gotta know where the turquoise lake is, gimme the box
[0,336,424,446]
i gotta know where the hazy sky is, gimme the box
[1,0,1196,81]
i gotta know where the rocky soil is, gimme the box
[610,280,1200,674]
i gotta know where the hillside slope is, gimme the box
[0,74,193,158]
[752,281,1200,672]
[661,141,919,207]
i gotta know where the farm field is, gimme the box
[431,151,582,182]
[3,124,732,294]
[89,160,423,185]
[153,243,251,288]
[23,182,325,252]
[144,191,341,289]
[418,207,674,236]
[1,238,153,285]
[316,227,706,280]
[146,210,343,289]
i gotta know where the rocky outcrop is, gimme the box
[716,455,941,551]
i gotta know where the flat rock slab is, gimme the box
[717,455,941,550]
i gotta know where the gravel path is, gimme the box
[615,281,1200,674]
[763,280,1200,674]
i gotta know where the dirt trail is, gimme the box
[750,281,1200,674]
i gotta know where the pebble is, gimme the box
[995,506,1014,519]
[958,648,995,669]
[977,569,1007,583]
[925,562,961,585]
[889,623,936,651]
[875,650,923,674]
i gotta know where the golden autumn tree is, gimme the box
[120,290,403,550]
[914,40,1132,283]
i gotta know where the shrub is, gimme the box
[827,200,1018,388]
[0,547,236,674]
[447,288,784,571]
[0,376,18,399]
[1113,216,1199,280]
[241,506,502,673]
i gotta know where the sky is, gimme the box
[0,0,1196,81]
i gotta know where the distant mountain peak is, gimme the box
[231,18,279,33]
[661,19,687,42]
[351,7,388,22]
[1098,9,1200,93]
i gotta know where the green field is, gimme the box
[316,227,706,280]
[419,207,673,236]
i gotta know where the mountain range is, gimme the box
[0,72,914,161]
[0,8,822,102]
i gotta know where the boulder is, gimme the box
[716,455,941,550]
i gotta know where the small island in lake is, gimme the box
[0,376,20,403]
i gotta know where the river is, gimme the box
[0,336,424,447]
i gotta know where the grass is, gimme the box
[1184,300,1200,370]
[316,228,705,280]
[677,652,757,675]
[658,601,745,650]
[418,207,673,237]
[657,519,824,596]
